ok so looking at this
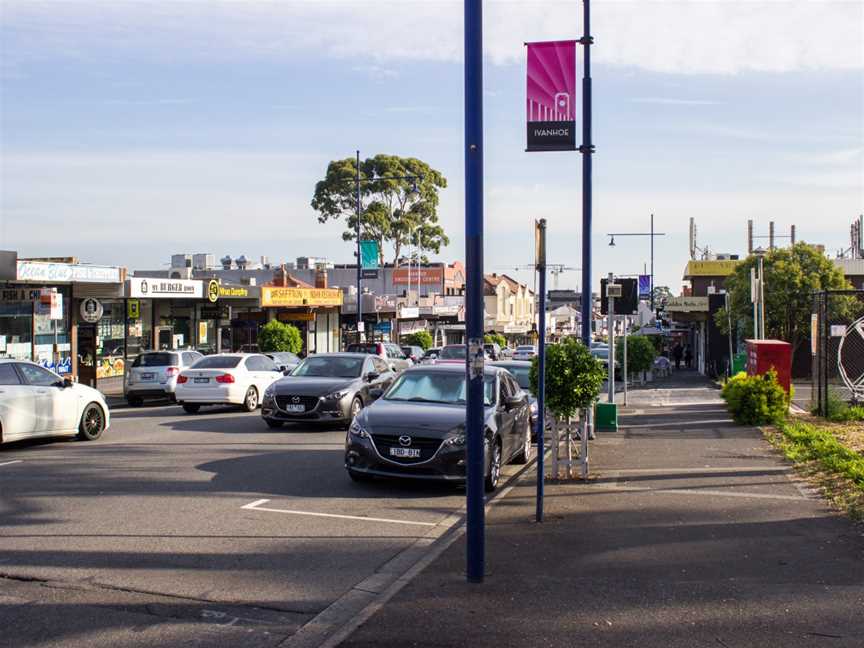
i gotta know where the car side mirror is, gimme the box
[277,365,287,372]
[369,387,384,400]
[365,372,379,382]
[505,395,522,409]
[62,377,74,389]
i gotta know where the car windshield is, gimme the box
[384,371,495,406]
[346,343,378,354]
[439,346,466,359]
[192,356,242,369]
[504,366,531,390]
[269,352,298,363]
[292,356,364,378]
[133,353,176,367]
[517,346,535,352]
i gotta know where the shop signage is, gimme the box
[127,278,203,299]
[398,306,420,319]
[278,312,315,322]
[374,321,392,333]
[199,322,208,343]
[128,299,140,319]
[80,297,103,323]
[207,280,219,303]
[39,289,63,320]
[392,267,443,285]
[218,285,253,299]
[666,296,710,313]
[17,260,122,284]
[0,287,41,302]
[526,40,577,152]
[260,286,343,307]
[685,260,741,277]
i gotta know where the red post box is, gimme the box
[746,339,792,394]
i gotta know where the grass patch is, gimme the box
[767,418,864,520]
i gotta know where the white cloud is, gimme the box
[2,1,862,75]
[630,98,721,106]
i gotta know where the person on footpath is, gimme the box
[673,343,683,370]
[684,344,693,369]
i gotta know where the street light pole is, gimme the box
[607,215,666,312]
[355,150,363,340]
[650,213,654,310]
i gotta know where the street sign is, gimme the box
[600,278,637,315]
[525,40,578,152]
[128,299,140,319]
[374,321,391,333]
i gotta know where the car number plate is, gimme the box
[141,372,155,381]
[193,377,209,384]
[390,447,421,458]
[285,404,305,412]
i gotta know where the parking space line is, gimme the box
[240,499,437,527]
[0,460,22,467]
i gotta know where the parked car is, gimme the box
[346,342,412,372]
[590,347,621,380]
[400,345,425,364]
[265,351,301,374]
[175,353,282,413]
[0,360,109,445]
[344,364,533,491]
[125,350,203,406]
[512,345,538,361]
[490,360,540,439]
[483,342,502,360]
[420,347,441,364]
[435,344,493,364]
[261,352,395,429]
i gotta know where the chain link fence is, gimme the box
[812,289,864,416]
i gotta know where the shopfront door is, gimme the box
[77,324,97,387]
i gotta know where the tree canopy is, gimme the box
[403,330,433,350]
[529,338,605,419]
[311,154,448,264]
[715,243,851,353]
[257,320,303,354]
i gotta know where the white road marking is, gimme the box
[0,460,22,467]
[240,498,437,527]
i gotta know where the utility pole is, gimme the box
[535,219,547,523]
[355,150,362,340]
[579,0,593,347]
[607,272,617,403]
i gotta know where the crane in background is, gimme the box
[511,264,578,290]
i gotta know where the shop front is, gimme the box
[260,286,342,355]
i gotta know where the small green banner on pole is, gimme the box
[360,240,378,270]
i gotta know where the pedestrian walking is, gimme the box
[673,343,683,370]
[684,344,693,369]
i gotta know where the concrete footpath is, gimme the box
[341,371,864,648]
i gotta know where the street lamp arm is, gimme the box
[605,232,667,237]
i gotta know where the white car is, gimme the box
[0,359,109,445]
[512,345,538,361]
[175,353,283,414]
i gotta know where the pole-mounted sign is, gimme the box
[525,40,578,152]
[360,240,379,279]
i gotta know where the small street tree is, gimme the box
[529,338,605,419]
[311,154,449,265]
[403,330,433,350]
[484,333,506,348]
[716,243,850,354]
[616,335,657,380]
[257,320,303,354]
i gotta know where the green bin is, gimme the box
[595,402,618,431]
[731,352,747,375]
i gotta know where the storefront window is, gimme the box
[96,301,126,380]
[126,299,152,363]
[0,301,33,360]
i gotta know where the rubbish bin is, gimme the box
[731,352,747,375]
[595,402,618,431]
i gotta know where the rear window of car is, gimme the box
[133,353,176,367]
[439,346,466,359]
[346,343,378,354]
[517,346,535,351]
[192,356,242,369]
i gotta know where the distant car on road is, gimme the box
[0,360,109,445]
[261,353,394,429]
[175,353,282,414]
[435,344,492,364]
[344,364,533,491]
[264,351,301,374]
[346,342,412,373]
[483,342,502,360]
[512,345,538,361]
[400,345,424,365]
[420,347,441,364]
[125,350,203,406]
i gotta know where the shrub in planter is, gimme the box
[615,335,657,378]
[529,338,605,419]
[257,320,303,354]
[722,369,788,425]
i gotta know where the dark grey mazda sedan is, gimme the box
[344,364,533,492]
[261,353,395,428]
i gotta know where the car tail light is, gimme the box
[215,373,235,384]
[165,366,180,378]
[376,343,385,356]
[176,374,188,384]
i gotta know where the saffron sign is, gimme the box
[526,40,577,152]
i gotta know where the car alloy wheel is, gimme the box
[244,387,258,412]
[78,403,105,441]
[485,440,501,493]
[350,397,362,418]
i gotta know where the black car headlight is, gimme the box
[325,390,348,400]
[442,433,466,447]
[263,385,276,401]
[349,420,370,439]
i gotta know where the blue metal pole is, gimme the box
[536,222,547,523]
[464,0,485,584]
[356,150,363,339]
[580,0,593,347]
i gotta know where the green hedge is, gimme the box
[721,370,789,425]
[776,420,864,489]
[257,320,303,354]
[403,330,434,350]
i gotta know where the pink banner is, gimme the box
[526,40,577,151]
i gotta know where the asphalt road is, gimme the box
[0,401,523,647]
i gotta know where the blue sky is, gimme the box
[1,1,862,293]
